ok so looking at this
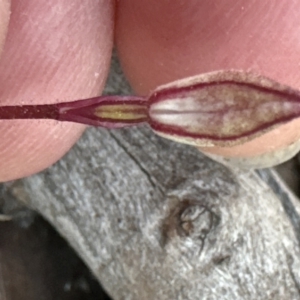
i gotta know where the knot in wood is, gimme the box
[180,204,213,240]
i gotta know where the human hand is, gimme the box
[1,0,300,181]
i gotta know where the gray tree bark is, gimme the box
[5,57,300,300]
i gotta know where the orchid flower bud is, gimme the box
[147,70,300,168]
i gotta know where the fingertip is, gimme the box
[116,1,300,92]
[0,0,114,181]
[116,0,300,166]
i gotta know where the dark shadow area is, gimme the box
[275,156,300,198]
[0,214,112,300]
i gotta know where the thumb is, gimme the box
[116,0,300,166]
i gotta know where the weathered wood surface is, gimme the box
[6,58,300,300]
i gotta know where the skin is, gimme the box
[1,0,300,181]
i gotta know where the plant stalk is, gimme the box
[0,95,149,128]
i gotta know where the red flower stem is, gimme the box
[0,95,149,128]
[0,104,59,120]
